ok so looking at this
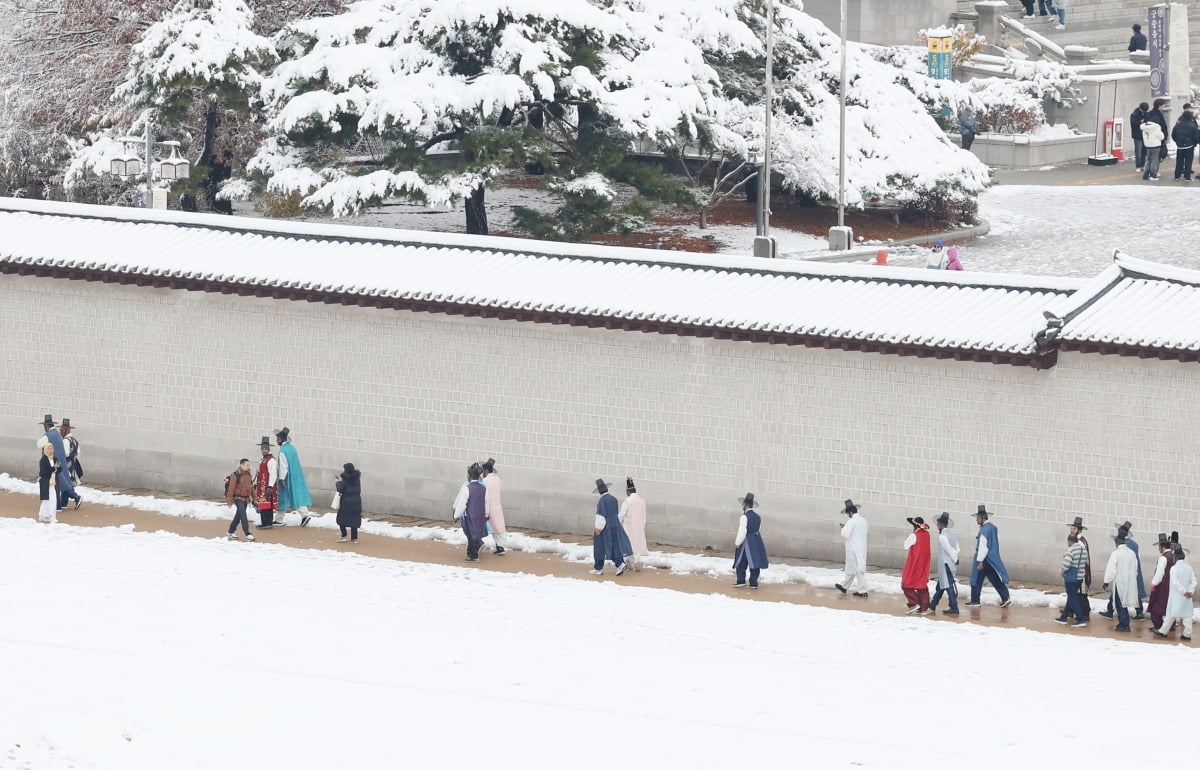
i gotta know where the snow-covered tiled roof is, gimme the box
[4,199,1195,367]
[1048,253,1200,354]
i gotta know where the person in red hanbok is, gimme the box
[901,516,932,614]
[1147,532,1177,633]
[254,436,279,528]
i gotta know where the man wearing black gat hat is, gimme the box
[591,479,633,576]
[835,499,870,597]
[1065,516,1091,623]
[1101,522,1147,621]
[38,414,82,511]
[967,505,1012,608]
[732,493,769,589]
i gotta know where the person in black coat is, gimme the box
[1147,98,1170,164]
[335,463,362,544]
[1129,102,1149,170]
[1170,106,1200,180]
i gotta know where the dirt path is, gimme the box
[0,489,1180,647]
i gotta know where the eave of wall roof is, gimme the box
[3,199,1197,367]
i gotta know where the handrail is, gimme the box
[998,14,1067,62]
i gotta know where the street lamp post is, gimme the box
[827,0,854,251]
[109,116,190,208]
[753,0,777,259]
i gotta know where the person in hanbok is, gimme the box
[968,505,1012,608]
[39,415,81,510]
[1147,532,1177,633]
[1102,528,1139,632]
[732,493,768,589]
[900,516,932,614]
[619,477,648,571]
[1103,520,1147,620]
[60,418,83,503]
[1157,545,1194,642]
[480,458,508,554]
[835,499,869,597]
[452,463,489,562]
[37,442,59,523]
[275,427,314,526]
[929,512,960,615]
[254,436,279,528]
[591,478,632,576]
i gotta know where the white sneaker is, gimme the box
[615,563,628,576]
[1054,24,1065,30]
[227,533,238,541]
[246,534,255,542]
[338,537,348,543]
[1022,14,1034,19]
[589,569,603,576]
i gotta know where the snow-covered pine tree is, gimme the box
[239,0,732,235]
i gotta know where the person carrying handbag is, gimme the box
[335,463,362,544]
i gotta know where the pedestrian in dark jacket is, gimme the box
[335,463,362,543]
[957,107,978,151]
[1130,102,1149,171]
[225,458,257,541]
[1170,106,1200,181]
[1128,24,1147,53]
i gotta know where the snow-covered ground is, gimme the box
[1,517,1196,770]
[881,185,1200,277]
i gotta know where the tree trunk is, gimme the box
[197,102,232,214]
[465,184,488,235]
[699,206,708,229]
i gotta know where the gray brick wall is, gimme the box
[1,274,1196,585]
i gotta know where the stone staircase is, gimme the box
[954,0,1199,75]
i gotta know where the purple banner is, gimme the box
[1148,5,1167,98]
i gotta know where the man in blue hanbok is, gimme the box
[452,463,490,562]
[274,427,314,526]
[732,492,769,589]
[967,505,1012,608]
[38,415,81,510]
[591,478,632,576]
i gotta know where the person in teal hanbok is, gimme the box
[275,427,314,526]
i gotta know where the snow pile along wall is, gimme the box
[0,200,1197,586]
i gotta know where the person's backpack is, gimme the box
[223,474,233,497]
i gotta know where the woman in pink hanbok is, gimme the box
[481,458,509,554]
[619,477,648,570]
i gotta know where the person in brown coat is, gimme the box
[225,458,258,541]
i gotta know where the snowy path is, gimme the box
[0,474,1136,615]
[1,519,1196,770]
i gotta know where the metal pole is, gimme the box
[838,0,847,228]
[762,0,774,238]
[145,117,154,195]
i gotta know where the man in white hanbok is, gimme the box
[835,499,870,597]
[1159,547,1195,642]
[1102,529,1139,632]
[619,477,648,571]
